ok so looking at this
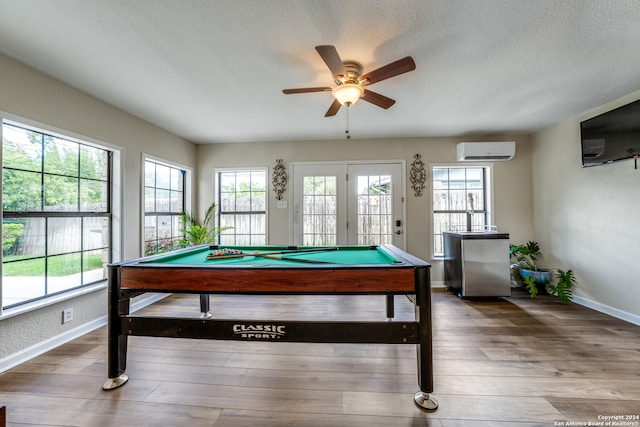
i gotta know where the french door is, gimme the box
[292,162,404,248]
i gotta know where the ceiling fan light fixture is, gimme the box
[332,83,364,106]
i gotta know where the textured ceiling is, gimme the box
[1,0,639,144]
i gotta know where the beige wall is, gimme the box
[197,135,534,282]
[531,90,640,320]
[0,53,197,362]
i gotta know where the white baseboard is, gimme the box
[431,281,446,288]
[572,295,640,326]
[0,293,168,373]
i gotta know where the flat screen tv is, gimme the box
[580,98,640,167]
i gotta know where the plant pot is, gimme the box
[519,268,552,295]
[519,268,552,285]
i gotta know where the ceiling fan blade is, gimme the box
[361,89,396,109]
[359,56,416,86]
[283,87,332,94]
[315,45,346,79]
[325,99,342,117]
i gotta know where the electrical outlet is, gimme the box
[63,307,73,324]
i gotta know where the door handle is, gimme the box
[395,230,402,235]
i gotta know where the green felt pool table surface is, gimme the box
[145,245,405,267]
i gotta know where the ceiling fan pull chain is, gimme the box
[345,106,351,139]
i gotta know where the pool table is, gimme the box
[102,244,437,410]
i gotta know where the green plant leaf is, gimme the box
[547,268,576,303]
[510,240,542,271]
[523,275,538,298]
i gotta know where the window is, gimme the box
[2,122,111,309]
[144,159,185,255]
[216,169,267,245]
[432,165,490,256]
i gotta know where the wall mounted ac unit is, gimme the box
[456,141,516,161]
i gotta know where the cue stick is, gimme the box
[258,254,336,264]
[206,247,338,260]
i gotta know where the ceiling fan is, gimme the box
[282,45,416,117]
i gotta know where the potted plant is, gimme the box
[179,202,231,247]
[510,241,552,285]
[510,241,576,302]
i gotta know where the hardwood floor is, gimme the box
[1,288,640,426]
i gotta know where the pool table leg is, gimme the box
[103,266,130,391]
[414,266,438,410]
[199,294,212,318]
[385,294,395,320]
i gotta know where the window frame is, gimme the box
[214,167,268,246]
[142,156,192,255]
[430,163,494,258]
[1,116,120,313]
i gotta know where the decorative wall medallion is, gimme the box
[272,159,287,200]
[410,154,426,197]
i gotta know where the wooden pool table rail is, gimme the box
[119,266,417,293]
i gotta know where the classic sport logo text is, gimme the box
[232,323,286,340]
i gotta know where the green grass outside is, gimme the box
[2,253,104,276]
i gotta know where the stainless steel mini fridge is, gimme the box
[443,231,511,297]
